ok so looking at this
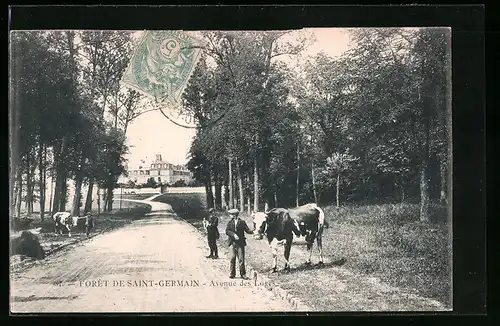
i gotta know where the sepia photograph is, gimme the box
[9,27,452,313]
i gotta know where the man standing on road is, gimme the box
[225,209,254,280]
[205,208,219,259]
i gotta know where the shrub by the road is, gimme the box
[10,231,45,260]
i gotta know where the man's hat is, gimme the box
[228,209,239,215]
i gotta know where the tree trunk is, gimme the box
[26,150,33,215]
[16,169,23,217]
[274,191,278,208]
[296,143,300,208]
[71,154,85,216]
[214,167,222,210]
[84,178,94,214]
[205,183,211,208]
[123,119,130,136]
[10,75,20,216]
[97,187,101,215]
[106,186,113,212]
[223,183,229,210]
[419,162,430,222]
[247,196,251,214]
[59,177,68,212]
[215,183,222,210]
[72,177,83,216]
[439,155,447,205]
[102,89,109,118]
[206,170,214,209]
[104,191,108,212]
[10,166,17,216]
[253,158,259,212]
[38,143,46,221]
[13,180,18,217]
[336,171,340,208]
[53,136,69,212]
[30,148,36,214]
[228,158,233,209]
[114,100,119,129]
[43,146,48,215]
[311,163,318,204]
[102,189,107,213]
[49,176,55,215]
[419,117,431,223]
[444,69,452,210]
[236,162,244,213]
[52,177,60,213]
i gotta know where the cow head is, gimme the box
[73,216,80,227]
[252,212,268,239]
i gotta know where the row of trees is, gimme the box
[183,28,451,222]
[10,31,154,220]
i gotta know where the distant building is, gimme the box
[121,154,192,185]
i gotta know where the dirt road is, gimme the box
[10,214,293,313]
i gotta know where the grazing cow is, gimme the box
[52,212,79,237]
[253,203,326,271]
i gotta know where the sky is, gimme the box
[125,28,353,168]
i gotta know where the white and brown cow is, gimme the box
[253,203,326,272]
[52,212,79,237]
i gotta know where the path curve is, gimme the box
[119,195,176,216]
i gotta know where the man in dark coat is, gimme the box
[225,209,254,279]
[205,208,219,259]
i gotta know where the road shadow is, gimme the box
[268,258,347,276]
[11,295,79,302]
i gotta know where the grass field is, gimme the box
[153,193,452,310]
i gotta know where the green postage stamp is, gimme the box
[121,30,203,104]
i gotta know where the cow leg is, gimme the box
[270,240,278,273]
[306,241,314,265]
[317,235,324,264]
[283,238,292,271]
[67,225,72,238]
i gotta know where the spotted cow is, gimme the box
[253,203,326,271]
[52,212,79,237]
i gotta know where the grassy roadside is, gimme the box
[325,204,451,307]
[154,192,451,310]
